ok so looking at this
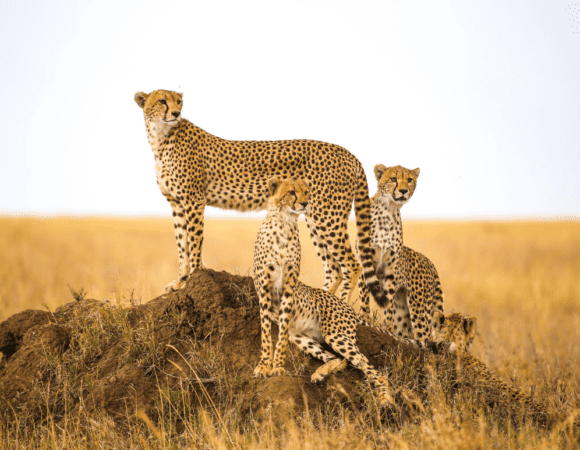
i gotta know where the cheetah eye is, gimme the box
[158,99,167,105]
[390,177,397,182]
[288,190,296,196]
[407,178,414,183]
[177,100,182,105]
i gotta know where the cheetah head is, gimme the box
[134,90,183,126]
[267,177,310,216]
[432,311,477,353]
[374,164,420,206]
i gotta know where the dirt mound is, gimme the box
[0,269,555,430]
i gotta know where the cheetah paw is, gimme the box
[268,366,287,377]
[311,359,348,383]
[374,376,396,406]
[164,279,187,293]
[253,363,271,378]
[377,390,396,407]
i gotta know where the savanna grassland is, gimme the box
[0,216,579,449]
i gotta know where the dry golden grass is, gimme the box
[1,216,579,448]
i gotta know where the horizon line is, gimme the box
[1,211,579,222]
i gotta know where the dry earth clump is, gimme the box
[0,269,565,434]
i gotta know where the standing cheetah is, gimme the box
[359,165,444,340]
[134,89,386,305]
[252,177,454,405]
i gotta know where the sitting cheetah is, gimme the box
[252,177,454,405]
[134,89,386,306]
[359,164,444,340]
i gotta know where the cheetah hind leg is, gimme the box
[305,215,342,294]
[290,334,347,382]
[325,257,343,295]
[312,359,348,382]
[328,334,395,406]
[164,199,191,293]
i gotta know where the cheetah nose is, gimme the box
[399,189,408,195]
[300,202,308,208]
[171,111,180,118]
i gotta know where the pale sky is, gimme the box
[1,0,579,219]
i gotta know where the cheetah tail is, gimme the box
[353,165,389,308]
[433,277,444,316]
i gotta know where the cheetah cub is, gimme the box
[359,165,444,340]
[253,177,454,405]
[432,313,549,421]
[432,312,477,353]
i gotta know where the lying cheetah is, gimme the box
[134,90,386,305]
[453,351,549,424]
[432,312,549,423]
[252,177,454,405]
[359,165,444,340]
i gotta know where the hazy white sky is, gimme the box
[1,0,579,219]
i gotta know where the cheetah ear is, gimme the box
[413,168,420,178]
[374,164,388,182]
[433,311,445,328]
[268,177,281,196]
[178,92,183,98]
[134,92,149,108]
[463,317,477,338]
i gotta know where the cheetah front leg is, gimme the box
[375,251,399,328]
[164,198,190,292]
[269,262,297,376]
[253,271,275,378]
[388,287,413,338]
[405,290,431,340]
[185,202,207,271]
[381,276,399,331]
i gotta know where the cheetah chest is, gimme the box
[154,157,176,198]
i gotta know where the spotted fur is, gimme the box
[252,178,455,406]
[358,165,444,340]
[135,89,386,304]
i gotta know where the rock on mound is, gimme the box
[0,269,553,429]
